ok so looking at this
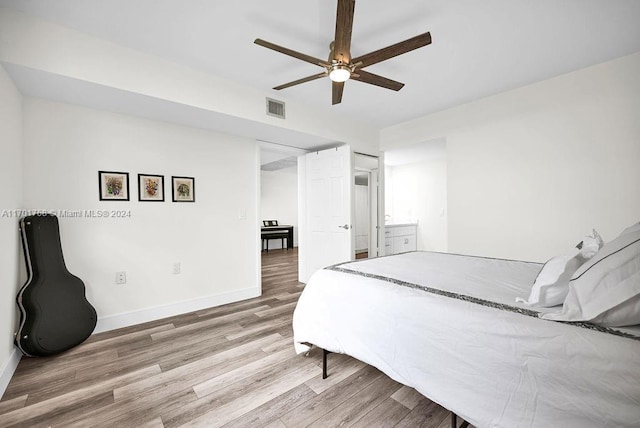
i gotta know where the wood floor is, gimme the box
[0,249,472,428]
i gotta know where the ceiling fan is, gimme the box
[254,0,432,105]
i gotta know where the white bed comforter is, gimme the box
[292,252,640,428]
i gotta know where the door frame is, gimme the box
[353,153,382,258]
[298,147,384,282]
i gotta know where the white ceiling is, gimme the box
[1,0,639,134]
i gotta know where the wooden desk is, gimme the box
[261,225,294,249]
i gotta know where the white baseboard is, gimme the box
[94,286,261,334]
[0,348,21,398]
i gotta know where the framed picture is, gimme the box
[99,171,129,201]
[172,176,195,202]
[138,174,164,202]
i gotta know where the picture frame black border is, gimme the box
[171,176,195,203]
[98,170,130,201]
[138,173,165,202]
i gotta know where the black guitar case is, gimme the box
[15,214,97,357]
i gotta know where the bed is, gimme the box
[292,250,640,428]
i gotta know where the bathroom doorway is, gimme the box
[354,153,380,259]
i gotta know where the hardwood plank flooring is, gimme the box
[0,248,474,428]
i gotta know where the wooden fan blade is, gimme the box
[254,38,330,67]
[350,69,404,91]
[273,72,327,90]
[332,81,345,105]
[333,0,355,63]
[352,32,431,68]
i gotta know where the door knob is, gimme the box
[339,224,350,229]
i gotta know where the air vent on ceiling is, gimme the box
[266,98,285,119]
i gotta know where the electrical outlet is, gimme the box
[172,262,181,274]
[116,271,126,284]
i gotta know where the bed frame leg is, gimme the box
[322,349,331,379]
[451,412,469,428]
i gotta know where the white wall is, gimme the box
[260,166,298,249]
[381,52,640,262]
[0,65,23,394]
[385,158,448,252]
[22,98,260,330]
[0,7,379,154]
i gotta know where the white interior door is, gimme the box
[304,145,353,280]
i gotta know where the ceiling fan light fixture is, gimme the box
[255,0,433,104]
[329,65,351,82]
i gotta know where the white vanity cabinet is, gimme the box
[384,224,417,255]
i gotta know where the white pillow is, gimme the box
[620,221,640,236]
[542,226,640,327]
[516,230,604,308]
